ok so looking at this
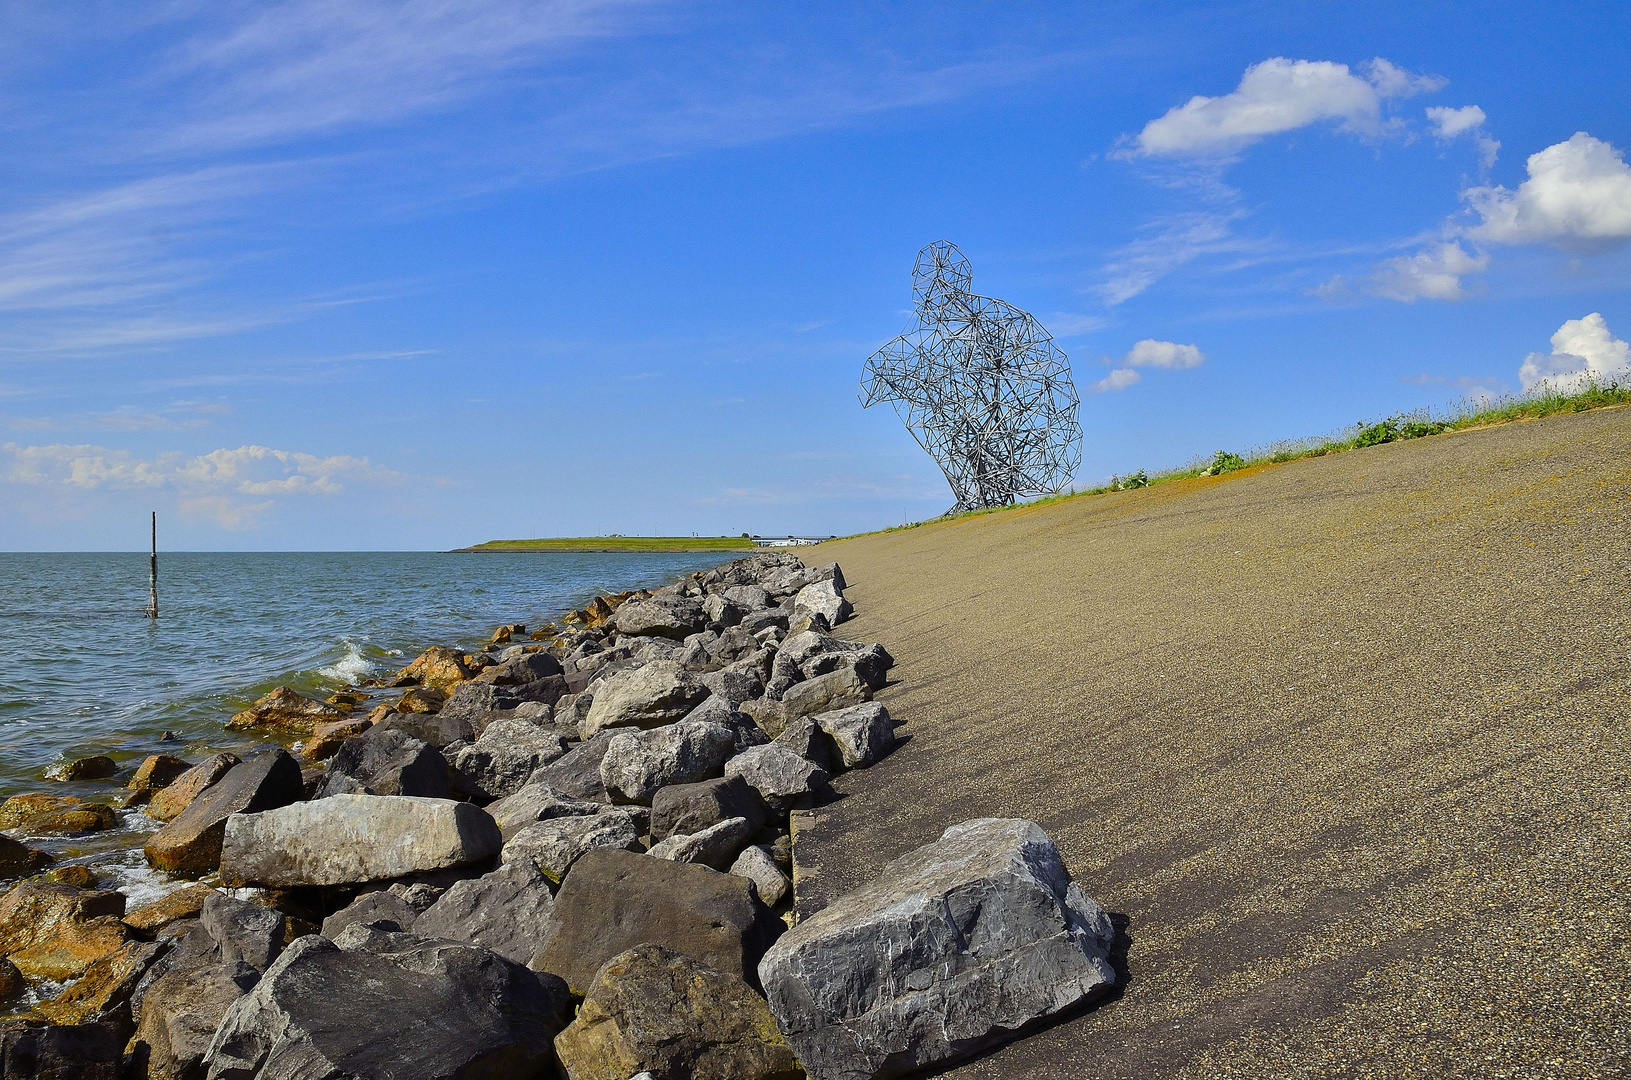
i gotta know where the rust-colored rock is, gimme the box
[553,944,803,1080]
[0,793,80,830]
[0,794,118,835]
[0,835,52,879]
[0,880,131,981]
[145,753,240,823]
[226,686,348,736]
[126,754,193,801]
[45,755,118,782]
[45,866,96,888]
[36,938,166,1025]
[301,716,374,761]
[393,686,448,714]
[389,646,474,692]
[123,884,218,936]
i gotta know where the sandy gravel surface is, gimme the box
[795,407,1631,1079]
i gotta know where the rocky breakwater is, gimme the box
[0,550,1118,1080]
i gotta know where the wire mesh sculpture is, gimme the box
[861,241,1082,514]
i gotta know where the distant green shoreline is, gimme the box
[453,537,758,553]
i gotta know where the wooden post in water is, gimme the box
[147,511,158,620]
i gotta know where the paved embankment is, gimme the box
[797,406,1631,1078]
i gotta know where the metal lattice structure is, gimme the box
[861,241,1082,514]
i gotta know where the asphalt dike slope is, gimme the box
[795,405,1631,1079]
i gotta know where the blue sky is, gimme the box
[2,1,1628,550]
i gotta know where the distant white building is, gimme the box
[751,536,833,547]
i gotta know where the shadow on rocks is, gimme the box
[912,911,1135,1080]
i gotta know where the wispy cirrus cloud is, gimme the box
[0,3,1075,360]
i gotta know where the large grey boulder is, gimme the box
[526,730,617,803]
[202,931,569,1080]
[411,862,556,966]
[812,702,896,769]
[372,709,474,751]
[128,893,289,1080]
[697,667,764,709]
[475,652,563,685]
[485,781,606,840]
[792,579,852,627]
[315,727,451,800]
[647,816,753,871]
[553,944,803,1080]
[702,593,743,627]
[502,811,641,885]
[219,795,502,887]
[613,596,707,640]
[757,818,1117,1080]
[781,667,870,722]
[532,849,781,996]
[581,661,710,738]
[651,775,765,842]
[449,719,569,801]
[599,719,735,805]
[320,886,428,939]
[685,694,770,754]
[724,744,829,813]
[723,584,772,611]
[772,716,836,773]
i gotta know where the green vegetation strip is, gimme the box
[870,380,1631,535]
[456,536,758,552]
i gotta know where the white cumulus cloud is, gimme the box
[1464,133,1631,250]
[2,442,422,494]
[1427,104,1485,139]
[1124,57,1443,158]
[1090,368,1141,393]
[1123,339,1206,368]
[1367,241,1490,302]
[1426,104,1498,168]
[1518,313,1631,392]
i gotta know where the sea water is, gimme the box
[0,550,736,905]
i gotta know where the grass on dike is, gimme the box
[867,380,1631,536]
[463,536,757,552]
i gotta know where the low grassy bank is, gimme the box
[876,379,1631,535]
[455,536,758,553]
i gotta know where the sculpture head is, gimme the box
[911,240,974,315]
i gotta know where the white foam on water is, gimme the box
[318,639,377,684]
[99,848,198,908]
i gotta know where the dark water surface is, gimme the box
[0,550,734,909]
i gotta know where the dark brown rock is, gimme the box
[0,1017,126,1080]
[533,849,781,995]
[44,755,117,782]
[314,727,451,800]
[0,836,52,880]
[651,776,766,842]
[124,754,193,803]
[145,754,240,823]
[144,750,303,876]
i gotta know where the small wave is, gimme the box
[318,640,377,684]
